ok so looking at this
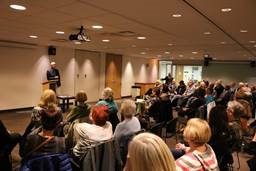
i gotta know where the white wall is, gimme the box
[0,45,158,110]
[121,56,158,97]
[0,46,75,110]
[202,63,256,85]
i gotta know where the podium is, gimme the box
[42,80,58,91]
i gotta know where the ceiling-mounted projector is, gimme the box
[69,26,91,42]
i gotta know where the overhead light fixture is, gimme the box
[56,31,65,34]
[192,51,198,54]
[74,41,82,45]
[221,8,232,12]
[168,43,173,46]
[240,30,248,33]
[204,32,211,35]
[165,52,170,54]
[137,36,146,40]
[92,25,103,29]
[179,54,184,57]
[140,52,146,55]
[69,26,91,43]
[102,39,110,42]
[29,35,38,39]
[172,14,182,18]
[157,55,162,57]
[220,41,227,44]
[10,4,26,10]
[249,40,256,43]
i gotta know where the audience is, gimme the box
[175,118,218,171]
[73,105,112,158]
[124,132,176,171]
[65,90,91,123]
[0,120,22,171]
[23,89,61,137]
[96,87,119,132]
[114,99,141,139]
[208,105,235,170]
[20,103,65,157]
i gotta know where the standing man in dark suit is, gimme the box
[47,61,61,92]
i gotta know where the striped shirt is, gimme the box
[176,144,219,171]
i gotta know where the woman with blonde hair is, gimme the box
[175,118,218,171]
[23,89,61,136]
[124,132,176,171]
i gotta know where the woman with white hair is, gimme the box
[96,87,119,131]
[113,99,141,139]
[124,132,176,171]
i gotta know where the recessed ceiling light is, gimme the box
[29,35,38,39]
[249,40,256,43]
[192,51,198,54]
[137,36,146,40]
[168,43,173,46]
[172,14,182,18]
[56,31,65,34]
[220,41,227,44]
[165,52,170,54]
[102,39,110,42]
[74,41,82,45]
[204,32,211,35]
[141,52,146,55]
[221,8,232,12]
[10,4,26,10]
[240,30,248,33]
[131,45,136,47]
[92,25,103,29]
[179,54,184,57]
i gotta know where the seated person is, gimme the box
[124,132,176,171]
[65,90,91,123]
[0,120,22,171]
[175,118,218,171]
[226,100,244,150]
[73,105,113,158]
[114,99,141,139]
[208,106,235,170]
[96,87,119,132]
[23,89,62,137]
[20,103,65,158]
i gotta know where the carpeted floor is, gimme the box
[0,105,252,170]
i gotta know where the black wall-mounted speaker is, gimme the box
[250,61,256,67]
[48,46,56,56]
[203,57,212,66]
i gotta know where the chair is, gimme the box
[149,122,165,137]
[163,118,178,142]
[80,139,122,171]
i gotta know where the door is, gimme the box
[105,53,122,99]
[75,50,101,102]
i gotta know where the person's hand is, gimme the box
[176,143,186,150]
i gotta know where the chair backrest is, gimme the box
[81,139,122,171]
[150,122,165,137]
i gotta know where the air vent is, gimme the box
[101,31,139,37]
[51,38,68,42]
[0,40,37,49]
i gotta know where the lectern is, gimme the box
[42,80,58,91]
